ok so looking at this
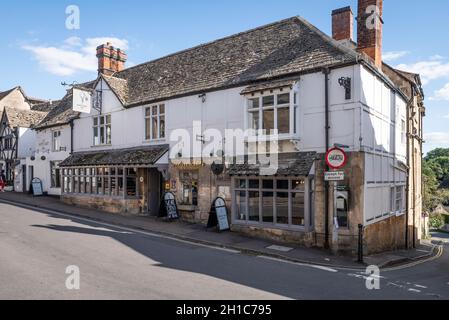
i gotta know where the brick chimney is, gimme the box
[357,0,383,68]
[332,6,354,43]
[96,42,128,76]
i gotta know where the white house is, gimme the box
[38,0,424,254]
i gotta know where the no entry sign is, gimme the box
[325,147,347,170]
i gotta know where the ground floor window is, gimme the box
[62,166,137,198]
[179,170,198,206]
[234,177,307,228]
[50,161,61,188]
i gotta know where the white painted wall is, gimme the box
[17,127,37,158]
[359,65,408,224]
[29,125,72,195]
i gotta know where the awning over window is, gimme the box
[228,152,317,176]
[240,78,299,95]
[60,145,169,167]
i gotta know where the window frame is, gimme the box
[145,104,166,141]
[232,176,310,231]
[50,161,61,188]
[244,86,299,139]
[52,130,62,152]
[93,114,112,146]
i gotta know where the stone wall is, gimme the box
[61,194,142,215]
[364,214,406,254]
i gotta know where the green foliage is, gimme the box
[429,214,445,229]
[445,214,449,225]
[423,148,449,212]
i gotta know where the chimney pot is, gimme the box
[96,42,127,76]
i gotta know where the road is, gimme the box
[0,202,448,300]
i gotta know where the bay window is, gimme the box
[234,177,308,228]
[246,88,298,136]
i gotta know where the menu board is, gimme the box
[31,178,44,197]
[207,197,230,232]
[162,192,179,220]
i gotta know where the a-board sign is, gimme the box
[160,192,179,220]
[207,197,230,232]
[31,178,44,197]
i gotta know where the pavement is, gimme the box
[1,200,449,300]
[0,192,440,270]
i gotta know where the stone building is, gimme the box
[20,0,425,255]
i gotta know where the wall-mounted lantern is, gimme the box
[338,77,352,100]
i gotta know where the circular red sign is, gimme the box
[325,147,347,169]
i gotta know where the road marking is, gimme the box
[408,288,421,293]
[258,256,338,273]
[414,284,427,289]
[0,201,241,256]
[266,245,294,252]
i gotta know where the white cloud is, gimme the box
[23,37,129,76]
[430,83,449,101]
[396,59,449,85]
[425,132,449,147]
[383,51,409,62]
[444,114,449,119]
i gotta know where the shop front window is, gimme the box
[180,171,199,206]
[234,178,307,228]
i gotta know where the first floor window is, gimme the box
[93,114,112,146]
[145,104,165,140]
[50,161,61,188]
[247,91,297,135]
[395,186,404,212]
[52,130,62,152]
[235,178,306,227]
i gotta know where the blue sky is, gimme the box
[0,0,448,153]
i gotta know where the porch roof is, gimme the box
[59,145,169,167]
[228,152,317,177]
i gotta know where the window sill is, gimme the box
[91,144,112,148]
[178,204,197,212]
[245,134,300,143]
[232,220,307,232]
[142,139,167,144]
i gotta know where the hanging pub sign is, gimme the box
[207,197,230,232]
[325,147,347,170]
[72,88,92,114]
[160,192,179,220]
[31,178,44,197]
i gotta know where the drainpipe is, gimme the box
[405,92,414,250]
[70,120,74,155]
[323,67,331,249]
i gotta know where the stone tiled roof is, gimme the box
[102,75,128,106]
[3,106,48,128]
[59,145,169,167]
[0,88,16,101]
[31,100,60,112]
[228,152,317,176]
[241,78,298,95]
[110,16,358,107]
[34,81,96,130]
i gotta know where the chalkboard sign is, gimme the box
[207,197,230,232]
[31,178,44,197]
[160,192,179,220]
